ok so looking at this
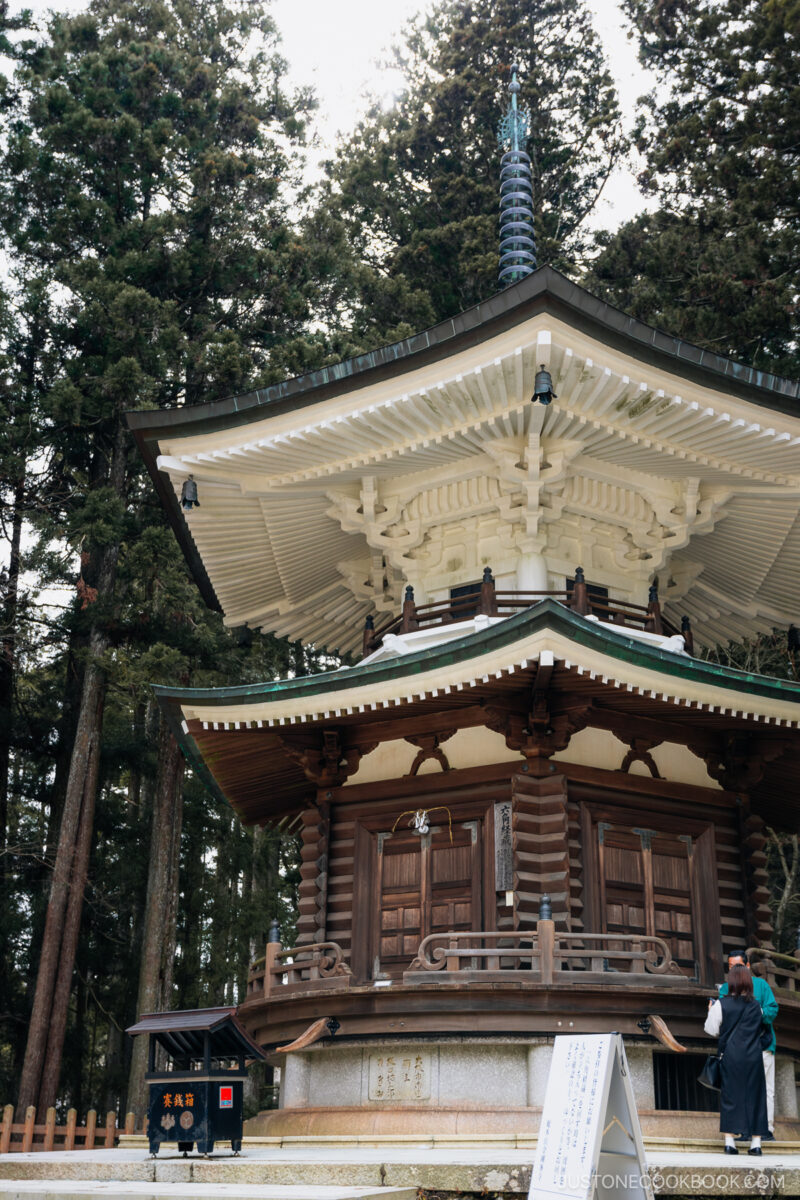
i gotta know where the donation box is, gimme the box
[126,1006,266,1156]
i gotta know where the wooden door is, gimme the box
[598,822,696,979]
[373,821,481,979]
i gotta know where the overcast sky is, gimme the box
[13,0,654,229]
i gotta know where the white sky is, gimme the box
[271,0,653,227]
[14,0,655,230]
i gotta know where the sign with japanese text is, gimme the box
[494,800,513,892]
[529,1035,651,1200]
[219,1085,233,1109]
[150,1084,201,1137]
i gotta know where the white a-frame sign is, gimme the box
[529,1034,652,1200]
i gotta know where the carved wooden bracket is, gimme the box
[278,729,376,787]
[621,737,663,778]
[692,732,790,792]
[485,697,592,769]
[404,729,456,776]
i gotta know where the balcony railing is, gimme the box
[747,947,800,993]
[405,926,685,983]
[245,924,693,1002]
[247,940,351,999]
[362,566,690,658]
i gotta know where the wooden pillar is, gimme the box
[512,769,572,933]
[296,802,330,946]
[738,800,774,949]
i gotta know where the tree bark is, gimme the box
[16,420,127,1119]
[0,476,24,858]
[126,719,184,1118]
[37,716,103,1113]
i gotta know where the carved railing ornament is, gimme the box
[272,941,352,983]
[408,929,683,978]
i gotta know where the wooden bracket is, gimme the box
[276,1017,340,1054]
[646,1014,687,1053]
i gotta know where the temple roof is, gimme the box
[156,600,800,830]
[128,267,800,654]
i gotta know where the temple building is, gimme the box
[128,73,800,1138]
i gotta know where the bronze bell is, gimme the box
[532,364,557,405]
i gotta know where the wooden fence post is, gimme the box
[570,567,590,616]
[0,1105,12,1153]
[479,566,498,616]
[84,1109,97,1150]
[64,1109,77,1151]
[43,1107,56,1151]
[646,583,663,635]
[264,940,282,1000]
[401,585,418,632]
[124,1112,135,1135]
[538,919,555,986]
[21,1106,35,1153]
[104,1111,116,1148]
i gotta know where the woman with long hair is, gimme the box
[705,963,769,1155]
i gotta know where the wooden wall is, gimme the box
[298,756,760,982]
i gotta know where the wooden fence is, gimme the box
[0,1106,147,1153]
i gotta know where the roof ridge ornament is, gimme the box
[498,61,536,287]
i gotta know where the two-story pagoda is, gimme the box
[128,72,800,1140]
[129,262,800,1138]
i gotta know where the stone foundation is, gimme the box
[244,1037,800,1141]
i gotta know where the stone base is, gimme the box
[245,1104,800,1144]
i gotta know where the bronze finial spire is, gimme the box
[498,62,536,286]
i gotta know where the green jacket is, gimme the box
[719,975,778,1053]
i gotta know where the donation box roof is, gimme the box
[126,1006,266,1061]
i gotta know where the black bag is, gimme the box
[698,1053,722,1091]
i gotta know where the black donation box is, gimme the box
[126,1006,266,1155]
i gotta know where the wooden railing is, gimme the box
[247,940,351,999]
[406,923,685,984]
[747,947,800,993]
[362,567,689,657]
[0,1106,146,1153]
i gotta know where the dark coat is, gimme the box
[718,994,769,1136]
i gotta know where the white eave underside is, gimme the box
[156,311,800,655]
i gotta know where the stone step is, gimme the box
[0,1184,413,1200]
[2,1147,800,1196]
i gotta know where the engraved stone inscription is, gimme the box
[368,1051,431,1101]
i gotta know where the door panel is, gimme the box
[598,823,697,979]
[374,821,481,978]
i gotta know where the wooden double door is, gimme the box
[593,815,723,983]
[370,821,482,979]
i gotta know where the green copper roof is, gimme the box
[156,599,800,710]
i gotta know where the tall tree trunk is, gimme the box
[0,476,24,857]
[37,744,103,1113]
[16,421,127,1119]
[126,719,184,1118]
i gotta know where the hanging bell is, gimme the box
[181,475,200,511]
[532,365,557,406]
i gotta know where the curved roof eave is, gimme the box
[155,599,800,714]
[126,268,800,616]
[128,266,800,450]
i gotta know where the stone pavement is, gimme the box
[0,1141,799,1196]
